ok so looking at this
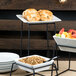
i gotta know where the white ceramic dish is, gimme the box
[16,15,61,24]
[0,66,17,73]
[0,61,15,65]
[0,64,17,69]
[0,52,19,73]
[53,35,76,53]
[0,52,19,63]
[15,55,54,72]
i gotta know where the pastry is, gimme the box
[22,8,40,22]
[38,10,53,21]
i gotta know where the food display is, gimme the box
[19,56,46,65]
[55,28,76,39]
[22,9,40,22]
[22,8,53,22]
[15,55,53,72]
[38,10,53,21]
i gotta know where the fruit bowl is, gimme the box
[53,35,76,53]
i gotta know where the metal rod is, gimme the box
[25,72,45,76]
[33,69,35,76]
[56,47,59,70]
[20,21,23,57]
[68,52,71,69]
[53,63,58,76]
[10,63,16,76]
[53,43,59,70]
[69,69,76,72]
[51,64,53,76]
[56,69,69,76]
[54,23,56,34]
[28,24,30,56]
[54,23,59,70]
[46,23,50,57]
[35,73,45,76]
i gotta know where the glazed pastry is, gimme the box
[22,8,40,22]
[38,10,53,21]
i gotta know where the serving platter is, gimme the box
[16,15,61,24]
[0,64,17,69]
[0,52,19,63]
[53,35,76,53]
[0,66,17,73]
[0,52,19,73]
[15,55,54,72]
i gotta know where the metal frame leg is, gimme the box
[10,63,16,76]
[33,69,35,76]
[51,64,54,76]
[57,52,74,76]
[68,52,71,70]
[54,23,56,34]
[20,21,23,57]
[53,63,58,76]
[51,63,58,76]
[28,24,30,56]
[46,23,50,57]
[54,23,59,70]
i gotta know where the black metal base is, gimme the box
[10,62,58,76]
[56,51,76,76]
[56,68,76,76]
[25,73,45,76]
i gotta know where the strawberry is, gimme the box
[68,29,76,35]
[72,34,76,38]
[59,28,64,35]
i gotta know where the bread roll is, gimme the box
[22,8,40,22]
[38,10,53,21]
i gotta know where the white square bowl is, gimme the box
[15,55,54,72]
[53,35,76,53]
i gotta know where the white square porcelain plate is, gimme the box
[15,55,54,72]
[16,15,61,24]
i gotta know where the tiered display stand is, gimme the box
[53,36,76,76]
[10,14,61,76]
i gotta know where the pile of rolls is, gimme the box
[22,8,53,22]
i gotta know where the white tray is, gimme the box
[53,35,76,53]
[16,15,61,24]
[15,55,54,72]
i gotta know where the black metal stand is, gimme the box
[54,23,59,70]
[27,23,30,56]
[10,62,58,76]
[56,45,76,76]
[20,21,23,57]
[20,22,57,57]
[18,22,59,76]
[46,23,50,57]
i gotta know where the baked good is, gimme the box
[38,10,53,21]
[22,8,37,18]
[22,8,40,22]
[19,56,46,65]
